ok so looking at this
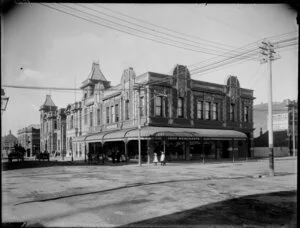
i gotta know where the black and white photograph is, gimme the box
[1,2,298,227]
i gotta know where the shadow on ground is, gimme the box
[1,160,136,171]
[120,190,297,227]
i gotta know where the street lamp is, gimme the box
[1,88,9,116]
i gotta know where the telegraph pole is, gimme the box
[292,103,296,157]
[259,40,280,177]
[134,83,143,166]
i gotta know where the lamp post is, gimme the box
[1,88,9,116]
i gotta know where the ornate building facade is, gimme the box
[65,62,255,162]
[40,62,255,162]
[40,95,66,155]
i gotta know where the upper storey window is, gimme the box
[155,96,163,117]
[84,108,88,124]
[125,100,130,120]
[212,103,218,120]
[177,98,184,118]
[205,102,211,120]
[197,101,203,120]
[140,97,145,117]
[115,104,119,122]
[230,104,235,121]
[244,106,249,122]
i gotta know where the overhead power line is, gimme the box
[94,4,244,52]
[41,3,257,60]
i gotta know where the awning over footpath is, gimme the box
[73,126,247,143]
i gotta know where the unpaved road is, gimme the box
[2,157,297,227]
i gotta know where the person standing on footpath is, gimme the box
[153,152,158,165]
[160,151,166,166]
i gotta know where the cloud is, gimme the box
[19,68,47,81]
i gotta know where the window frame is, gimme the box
[155,96,163,117]
[89,111,93,127]
[230,104,235,121]
[115,104,119,122]
[97,108,101,125]
[177,97,184,118]
[212,102,218,120]
[205,101,211,120]
[244,106,249,122]
[125,100,130,120]
[197,100,203,120]
[106,106,110,124]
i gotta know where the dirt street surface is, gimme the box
[1,157,297,227]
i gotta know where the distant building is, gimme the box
[287,100,298,155]
[17,124,40,157]
[253,100,289,137]
[272,113,288,132]
[1,130,18,157]
[254,99,298,155]
[39,95,66,156]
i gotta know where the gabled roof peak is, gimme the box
[88,61,107,82]
[40,95,57,110]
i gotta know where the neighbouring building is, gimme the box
[253,99,298,157]
[63,62,255,162]
[253,100,289,137]
[1,130,18,157]
[17,124,40,157]
[287,100,298,155]
[40,95,66,156]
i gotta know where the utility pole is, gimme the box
[287,100,297,157]
[259,39,280,177]
[134,83,143,166]
[292,103,296,157]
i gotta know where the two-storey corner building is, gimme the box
[71,63,255,162]
[40,95,66,156]
[17,124,40,157]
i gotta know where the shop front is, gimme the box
[73,126,249,163]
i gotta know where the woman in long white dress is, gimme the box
[160,151,165,166]
[153,153,158,165]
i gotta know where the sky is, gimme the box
[1,3,298,136]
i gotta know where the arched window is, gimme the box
[125,100,129,120]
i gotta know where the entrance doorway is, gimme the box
[222,141,230,158]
